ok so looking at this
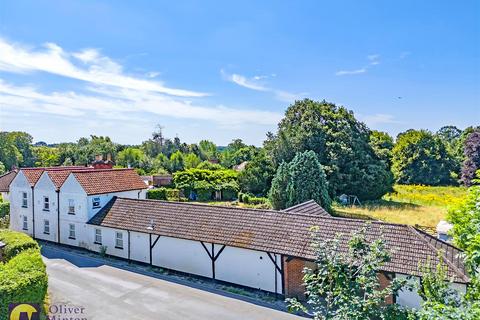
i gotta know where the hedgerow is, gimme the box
[0,230,48,320]
[147,187,167,200]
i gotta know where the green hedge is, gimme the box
[238,192,268,205]
[0,231,47,320]
[0,202,9,218]
[147,188,167,200]
[0,229,39,261]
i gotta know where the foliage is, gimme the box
[265,99,393,200]
[184,153,201,169]
[269,151,331,211]
[447,175,480,268]
[196,160,223,170]
[0,230,48,320]
[369,130,394,166]
[219,139,256,168]
[0,229,39,260]
[147,188,168,200]
[392,130,456,185]
[238,149,275,196]
[286,224,410,320]
[238,192,268,205]
[169,150,185,172]
[32,146,60,167]
[415,257,480,320]
[0,131,23,169]
[173,168,238,200]
[199,140,218,161]
[0,162,5,175]
[460,130,480,186]
[99,245,108,257]
[116,147,146,168]
[0,202,9,218]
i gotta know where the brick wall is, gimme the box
[283,257,315,299]
[378,272,395,304]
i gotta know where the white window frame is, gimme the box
[68,199,75,215]
[92,197,101,209]
[68,223,76,239]
[44,220,50,234]
[94,228,102,244]
[43,196,50,211]
[115,231,123,249]
[22,192,28,208]
[22,216,28,230]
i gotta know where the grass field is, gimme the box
[333,185,467,229]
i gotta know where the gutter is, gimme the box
[31,186,35,238]
[57,190,60,243]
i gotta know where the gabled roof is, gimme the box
[21,166,87,187]
[46,168,92,190]
[72,169,147,195]
[88,197,469,283]
[283,200,331,217]
[0,170,17,192]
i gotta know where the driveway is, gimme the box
[42,246,303,320]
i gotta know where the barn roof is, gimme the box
[88,197,469,283]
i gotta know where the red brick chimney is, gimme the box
[92,154,114,169]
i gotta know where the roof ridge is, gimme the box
[72,168,134,173]
[408,226,469,283]
[282,199,317,211]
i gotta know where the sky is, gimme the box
[0,0,479,146]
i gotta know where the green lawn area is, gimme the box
[333,185,467,229]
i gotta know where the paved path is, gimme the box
[42,246,303,320]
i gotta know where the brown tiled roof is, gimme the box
[46,168,92,190]
[0,170,17,192]
[72,169,147,195]
[21,166,87,186]
[283,200,331,217]
[88,197,469,283]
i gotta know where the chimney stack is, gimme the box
[92,154,114,170]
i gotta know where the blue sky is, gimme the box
[0,0,479,145]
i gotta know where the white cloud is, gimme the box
[221,69,304,102]
[0,37,206,97]
[0,79,282,126]
[359,113,399,126]
[335,68,367,76]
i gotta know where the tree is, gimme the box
[416,257,480,319]
[269,151,331,211]
[447,172,480,268]
[369,130,394,166]
[460,130,480,186]
[184,153,201,169]
[8,131,34,167]
[116,148,146,168]
[169,151,184,172]
[32,146,60,167]
[0,132,22,169]
[392,130,456,185]
[199,140,218,161]
[264,99,393,200]
[0,162,5,175]
[287,224,410,320]
[238,149,275,196]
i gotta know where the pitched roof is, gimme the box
[88,197,469,283]
[46,168,92,190]
[283,200,331,217]
[72,169,147,195]
[0,170,17,192]
[21,166,87,186]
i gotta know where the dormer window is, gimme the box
[22,192,28,208]
[43,196,50,211]
[92,197,101,209]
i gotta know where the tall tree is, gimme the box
[369,130,394,166]
[199,140,218,161]
[460,131,480,186]
[116,148,146,168]
[0,132,22,169]
[265,99,393,200]
[269,151,331,211]
[392,130,456,185]
[238,149,275,196]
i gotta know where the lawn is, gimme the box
[333,185,467,229]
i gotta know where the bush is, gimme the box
[0,202,9,218]
[0,231,48,320]
[0,229,39,261]
[196,189,213,201]
[147,188,167,200]
[166,188,180,201]
[238,192,267,205]
[222,189,237,201]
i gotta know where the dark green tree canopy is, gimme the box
[392,129,456,185]
[264,99,393,200]
[269,150,331,211]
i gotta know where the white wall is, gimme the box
[33,172,58,242]
[152,236,213,278]
[216,246,282,293]
[396,273,467,309]
[86,225,128,259]
[86,189,146,220]
[9,171,33,236]
[129,231,149,263]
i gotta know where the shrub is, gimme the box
[147,188,167,200]
[0,202,9,218]
[166,188,180,201]
[0,231,48,320]
[0,229,39,261]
